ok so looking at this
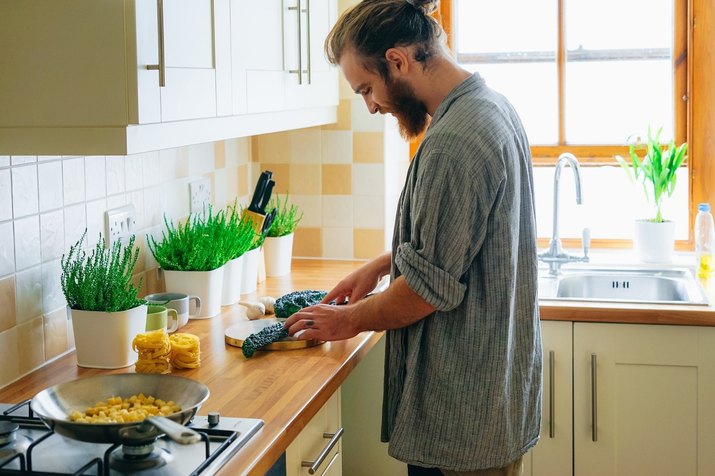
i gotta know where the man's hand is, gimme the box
[283,303,359,342]
[321,252,391,305]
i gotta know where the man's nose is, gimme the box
[363,97,379,115]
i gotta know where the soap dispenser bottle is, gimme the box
[695,203,715,277]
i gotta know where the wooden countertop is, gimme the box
[2,259,715,475]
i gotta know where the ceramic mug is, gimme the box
[145,292,202,329]
[145,305,179,333]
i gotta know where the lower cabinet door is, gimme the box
[320,451,342,476]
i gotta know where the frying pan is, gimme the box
[31,374,209,445]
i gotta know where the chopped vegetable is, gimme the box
[274,290,327,318]
[242,323,289,358]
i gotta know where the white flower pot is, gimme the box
[264,233,294,277]
[69,304,147,369]
[240,248,260,294]
[163,267,224,318]
[633,219,675,263]
[221,255,244,306]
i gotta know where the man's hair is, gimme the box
[325,0,445,81]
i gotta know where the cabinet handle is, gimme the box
[146,0,166,87]
[591,353,598,442]
[305,0,311,84]
[301,427,344,474]
[287,1,303,84]
[548,350,555,438]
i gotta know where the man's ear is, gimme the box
[385,47,411,76]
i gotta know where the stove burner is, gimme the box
[0,421,19,446]
[109,444,173,472]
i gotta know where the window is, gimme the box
[450,0,690,247]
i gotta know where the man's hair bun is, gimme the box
[407,0,439,15]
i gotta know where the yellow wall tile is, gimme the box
[322,99,352,131]
[214,141,226,169]
[294,227,323,257]
[260,163,291,195]
[322,164,352,195]
[238,164,249,196]
[290,164,322,195]
[43,308,68,360]
[353,228,385,259]
[353,132,384,163]
[17,317,44,374]
[255,132,293,164]
[0,276,16,332]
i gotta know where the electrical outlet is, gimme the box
[104,204,137,247]
[190,178,212,214]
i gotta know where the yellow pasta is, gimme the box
[169,333,201,369]
[133,329,171,374]
[68,394,181,424]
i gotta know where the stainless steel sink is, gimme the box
[538,267,709,305]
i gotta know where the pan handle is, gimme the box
[119,416,202,445]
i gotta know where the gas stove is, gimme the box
[0,402,263,476]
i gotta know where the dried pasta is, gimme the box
[68,394,181,424]
[133,329,171,374]
[169,333,201,369]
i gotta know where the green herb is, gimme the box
[60,231,144,312]
[265,194,303,237]
[249,233,265,251]
[616,127,688,223]
[226,201,258,260]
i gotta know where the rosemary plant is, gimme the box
[265,194,303,237]
[226,201,258,260]
[60,232,144,312]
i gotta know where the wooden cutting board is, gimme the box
[224,318,323,350]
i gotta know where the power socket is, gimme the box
[104,204,137,247]
[190,178,212,214]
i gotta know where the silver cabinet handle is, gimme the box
[548,350,555,438]
[301,427,344,474]
[287,0,303,84]
[591,353,598,442]
[305,0,311,84]
[146,0,166,87]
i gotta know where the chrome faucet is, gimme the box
[538,152,590,275]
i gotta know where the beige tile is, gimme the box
[321,131,353,164]
[290,195,322,228]
[255,133,292,164]
[0,327,20,388]
[43,308,68,360]
[176,147,190,179]
[322,99,352,131]
[260,163,291,195]
[294,228,323,257]
[238,164,249,196]
[289,164,322,195]
[17,317,45,374]
[322,195,354,228]
[354,195,385,228]
[214,141,226,170]
[133,273,147,299]
[322,164,352,195]
[146,268,165,295]
[0,276,16,332]
[352,164,384,196]
[291,129,322,164]
[353,132,384,163]
[322,227,354,259]
[353,229,386,259]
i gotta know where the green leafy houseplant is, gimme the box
[616,127,688,223]
[225,200,258,260]
[61,232,144,312]
[265,194,303,237]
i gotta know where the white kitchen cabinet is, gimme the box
[522,320,573,476]
[286,389,343,476]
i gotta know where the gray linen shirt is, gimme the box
[382,73,542,471]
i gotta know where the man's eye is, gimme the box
[361,88,371,96]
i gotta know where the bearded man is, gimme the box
[284,1,542,475]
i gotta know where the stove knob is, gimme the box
[208,412,220,426]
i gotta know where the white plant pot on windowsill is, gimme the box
[69,304,147,369]
[633,219,675,263]
[264,233,294,277]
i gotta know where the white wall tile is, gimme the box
[0,156,10,168]
[144,186,163,228]
[291,195,322,228]
[187,143,216,176]
[0,222,15,277]
[127,190,145,231]
[125,154,144,192]
[42,259,65,314]
[159,148,180,183]
[106,156,126,196]
[38,161,64,212]
[11,156,36,165]
[62,157,85,205]
[0,169,12,221]
[214,168,228,208]
[40,210,64,262]
[322,227,354,259]
[162,179,190,220]
[86,198,108,246]
[64,203,87,250]
[37,156,61,162]
[143,152,162,187]
[11,165,39,218]
[350,97,385,132]
[354,195,385,229]
[352,164,384,196]
[321,131,353,163]
[106,193,127,211]
[322,195,354,228]
[13,215,41,271]
[15,266,43,324]
[85,156,106,200]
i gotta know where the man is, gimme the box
[284,1,542,474]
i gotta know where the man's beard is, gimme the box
[385,76,430,140]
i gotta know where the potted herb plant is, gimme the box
[263,194,303,277]
[61,232,146,369]
[241,234,264,294]
[221,201,257,306]
[148,208,234,318]
[616,127,688,263]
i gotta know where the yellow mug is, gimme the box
[145,305,179,333]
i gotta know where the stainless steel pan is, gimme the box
[31,374,210,445]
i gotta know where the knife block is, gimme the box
[242,209,266,235]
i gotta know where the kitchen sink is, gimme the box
[538,267,709,305]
